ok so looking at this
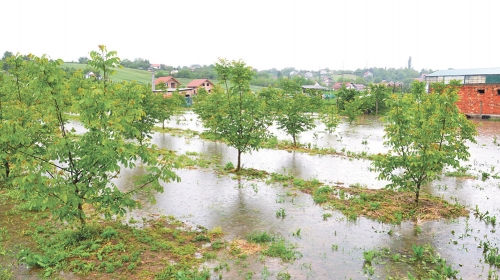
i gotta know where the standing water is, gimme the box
[115,114,500,279]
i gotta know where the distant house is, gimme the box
[333,82,356,90]
[187,79,214,94]
[302,83,329,93]
[155,76,181,89]
[426,67,500,118]
[170,70,179,74]
[320,69,329,76]
[304,72,314,79]
[150,64,161,69]
[353,84,366,91]
[322,76,333,86]
[363,71,373,79]
[289,70,298,76]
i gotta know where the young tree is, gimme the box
[320,103,340,133]
[193,59,272,171]
[343,97,363,124]
[0,54,56,186]
[336,86,357,110]
[3,46,180,227]
[372,81,477,203]
[274,78,320,146]
[369,84,390,115]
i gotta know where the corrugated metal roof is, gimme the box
[427,67,500,77]
[302,85,329,90]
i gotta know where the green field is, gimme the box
[62,62,152,84]
[62,63,264,92]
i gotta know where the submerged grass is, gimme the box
[365,244,460,279]
[265,173,468,224]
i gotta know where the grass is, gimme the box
[263,170,468,224]
[0,192,226,279]
[62,62,152,84]
[364,244,460,279]
[63,63,266,93]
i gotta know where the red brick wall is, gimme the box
[456,85,500,115]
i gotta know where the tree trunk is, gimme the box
[293,135,297,147]
[4,161,10,178]
[415,184,421,205]
[78,202,86,227]
[236,150,242,172]
[375,100,379,115]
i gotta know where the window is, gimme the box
[477,89,485,94]
[171,83,176,88]
[466,75,486,84]
[497,89,500,95]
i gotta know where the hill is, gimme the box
[62,62,152,84]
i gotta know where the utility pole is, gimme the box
[150,67,155,91]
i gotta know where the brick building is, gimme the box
[426,68,500,118]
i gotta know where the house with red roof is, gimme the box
[187,79,214,94]
[155,76,181,89]
[333,82,356,90]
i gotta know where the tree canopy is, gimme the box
[372,81,477,203]
[193,59,272,171]
[0,46,180,227]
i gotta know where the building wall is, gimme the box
[190,82,213,94]
[457,84,500,115]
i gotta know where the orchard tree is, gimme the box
[193,58,272,171]
[321,103,340,133]
[343,97,363,124]
[154,91,185,129]
[369,84,390,115]
[372,81,477,203]
[336,85,357,110]
[274,78,321,146]
[0,54,56,186]
[3,46,180,227]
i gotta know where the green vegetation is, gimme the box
[1,197,225,279]
[363,244,459,279]
[244,231,302,262]
[0,46,181,228]
[268,78,323,146]
[62,62,152,84]
[193,58,273,171]
[373,81,477,203]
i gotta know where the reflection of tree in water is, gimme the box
[154,133,173,149]
[281,151,303,178]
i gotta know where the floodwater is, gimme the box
[115,113,500,279]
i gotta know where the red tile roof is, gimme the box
[155,76,179,85]
[187,79,213,88]
[333,82,353,90]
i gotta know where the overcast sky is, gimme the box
[2,0,499,72]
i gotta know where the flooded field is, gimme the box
[115,113,500,279]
